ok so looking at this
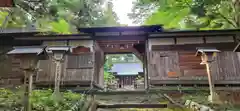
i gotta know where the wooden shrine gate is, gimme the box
[0,26,240,91]
[1,27,240,110]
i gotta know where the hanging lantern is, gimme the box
[195,47,220,64]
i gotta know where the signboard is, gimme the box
[0,0,14,7]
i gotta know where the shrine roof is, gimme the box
[109,63,143,75]
[77,25,163,33]
[5,26,240,41]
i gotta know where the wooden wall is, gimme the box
[65,53,94,81]
[36,40,100,86]
[37,53,95,82]
[147,36,240,83]
[0,46,23,86]
[148,36,235,50]
[0,39,103,87]
[211,52,240,81]
[148,51,207,80]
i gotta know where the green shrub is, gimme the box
[0,87,82,111]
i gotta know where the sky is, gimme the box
[112,0,135,26]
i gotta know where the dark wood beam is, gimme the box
[98,43,136,47]
[97,103,167,109]
[15,35,92,41]
[101,47,136,53]
[93,35,146,41]
[34,80,103,90]
[152,42,238,51]
[150,80,240,87]
[97,40,143,43]
[149,29,239,38]
[132,48,144,62]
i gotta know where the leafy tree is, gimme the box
[0,0,121,34]
[129,0,240,29]
[96,0,120,26]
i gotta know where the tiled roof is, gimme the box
[109,63,143,75]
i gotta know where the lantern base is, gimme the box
[208,93,222,104]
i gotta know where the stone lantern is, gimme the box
[195,47,221,103]
[7,46,48,111]
[47,46,71,100]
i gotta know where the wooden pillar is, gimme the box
[23,71,30,111]
[22,60,39,111]
[144,39,149,89]
[22,67,37,111]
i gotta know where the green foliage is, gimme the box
[0,0,120,34]
[0,88,82,111]
[0,11,9,27]
[144,7,190,29]
[104,71,116,84]
[129,0,240,29]
[104,56,116,84]
[49,19,71,34]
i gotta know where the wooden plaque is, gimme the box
[0,0,14,7]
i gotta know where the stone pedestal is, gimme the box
[137,83,144,89]
[108,84,117,90]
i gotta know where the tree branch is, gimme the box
[217,12,238,28]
